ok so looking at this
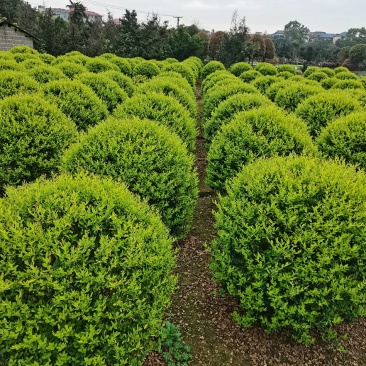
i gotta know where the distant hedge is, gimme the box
[0,95,78,194]
[0,172,177,364]
[62,118,198,239]
[211,155,366,344]
[206,107,316,191]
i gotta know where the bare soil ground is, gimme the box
[144,81,366,366]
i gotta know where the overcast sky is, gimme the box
[31,0,365,34]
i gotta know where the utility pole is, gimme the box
[173,16,183,27]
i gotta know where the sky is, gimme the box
[30,0,366,34]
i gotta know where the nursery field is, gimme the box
[1,47,366,365]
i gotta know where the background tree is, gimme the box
[263,37,276,61]
[66,0,89,52]
[208,31,225,60]
[247,33,265,64]
[349,44,366,70]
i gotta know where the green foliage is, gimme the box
[206,106,316,191]
[38,53,56,64]
[42,80,108,131]
[239,69,262,83]
[0,172,177,364]
[335,71,358,80]
[251,75,278,94]
[85,58,120,73]
[278,71,295,79]
[54,61,87,79]
[303,66,319,77]
[332,79,364,90]
[320,77,339,90]
[201,61,226,79]
[320,67,335,77]
[62,118,198,239]
[0,95,77,194]
[27,65,67,83]
[211,155,366,344]
[266,80,288,101]
[76,72,129,112]
[10,45,38,54]
[203,82,258,120]
[254,62,278,76]
[162,63,196,87]
[274,83,321,112]
[204,93,271,142]
[114,93,197,152]
[108,57,133,76]
[0,70,39,99]
[334,66,350,74]
[317,112,366,169]
[157,71,194,93]
[100,71,135,97]
[229,62,252,76]
[295,91,361,137]
[138,77,196,118]
[277,64,296,74]
[307,71,329,82]
[201,70,238,96]
[21,58,45,70]
[0,59,25,71]
[133,60,161,78]
[160,322,192,366]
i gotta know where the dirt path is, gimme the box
[144,81,366,366]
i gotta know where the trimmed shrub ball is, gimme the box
[239,69,262,83]
[54,61,87,79]
[277,64,296,74]
[27,65,67,84]
[85,57,120,73]
[162,63,196,87]
[320,77,338,90]
[335,71,358,80]
[108,56,133,76]
[229,62,252,76]
[114,93,197,152]
[274,83,321,112]
[211,155,366,344]
[206,106,316,191]
[0,95,78,194]
[62,118,198,239]
[0,70,39,99]
[100,70,135,97]
[204,93,271,142]
[42,80,108,131]
[133,60,160,78]
[316,112,366,169]
[138,77,196,118]
[201,61,226,79]
[76,72,129,112]
[201,70,238,96]
[254,62,278,76]
[251,75,278,94]
[0,172,177,365]
[295,90,361,137]
[0,59,25,71]
[332,79,364,90]
[278,71,295,79]
[306,71,329,82]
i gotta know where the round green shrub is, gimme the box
[203,82,258,120]
[165,57,179,64]
[303,66,319,78]
[290,75,319,86]
[42,80,108,131]
[320,67,335,77]
[114,93,197,151]
[12,53,38,63]
[295,91,361,137]
[204,93,271,142]
[38,53,55,64]
[133,60,160,78]
[334,66,350,74]
[254,62,278,76]
[278,71,294,79]
[277,64,296,74]
[265,80,288,101]
[202,71,238,96]
[156,71,194,94]
[10,45,38,54]
[0,51,14,60]
[307,71,329,82]
[347,89,366,107]
[106,57,133,76]
[76,72,129,112]
[274,83,321,112]
[239,69,262,83]
[55,54,90,66]
[162,63,195,87]
[201,61,226,80]
[251,75,278,94]
[0,59,24,71]
[85,58,120,73]
[335,71,358,80]
[0,70,39,99]
[317,112,366,168]
[99,52,115,59]
[138,78,196,118]
[62,118,198,239]
[229,62,252,77]
[320,77,338,90]
[0,95,78,193]
[182,60,200,80]
[54,61,87,79]
[0,172,177,365]
[211,155,366,344]
[206,106,316,191]
[332,79,364,90]
[21,58,45,70]
[28,65,67,84]
[99,71,135,97]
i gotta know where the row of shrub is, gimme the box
[201,63,366,345]
[0,50,202,364]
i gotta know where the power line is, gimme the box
[173,16,183,27]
